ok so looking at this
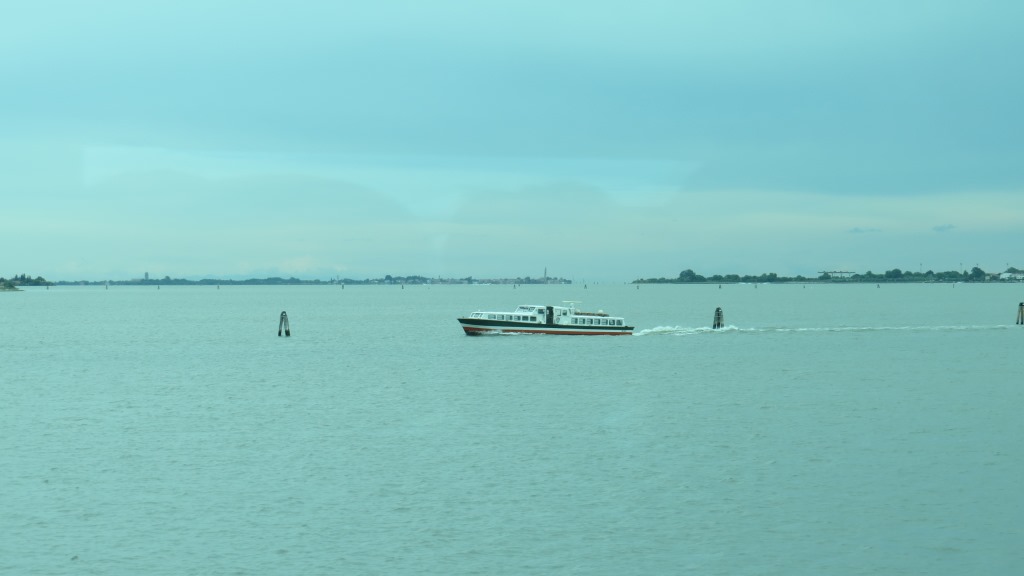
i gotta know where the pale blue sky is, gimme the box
[3,0,1022,281]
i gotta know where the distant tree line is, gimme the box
[2,274,51,289]
[636,266,1022,284]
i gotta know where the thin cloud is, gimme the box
[4,3,1024,281]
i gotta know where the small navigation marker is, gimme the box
[1017,302,1023,325]
[712,307,724,329]
[278,311,291,337]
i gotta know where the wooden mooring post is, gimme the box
[1017,302,1023,325]
[712,307,724,329]
[278,311,291,337]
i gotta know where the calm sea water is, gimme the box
[3,283,1022,575]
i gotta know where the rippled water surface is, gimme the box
[3,283,1022,575]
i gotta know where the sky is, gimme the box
[3,0,1022,282]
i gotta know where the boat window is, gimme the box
[488,314,495,320]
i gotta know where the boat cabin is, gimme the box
[465,303,627,327]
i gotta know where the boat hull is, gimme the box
[458,318,633,336]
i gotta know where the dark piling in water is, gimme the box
[1017,302,1023,325]
[712,307,724,329]
[278,311,291,337]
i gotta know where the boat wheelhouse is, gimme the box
[457,302,633,336]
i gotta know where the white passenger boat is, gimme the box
[458,302,633,336]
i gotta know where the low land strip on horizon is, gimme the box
[4,266,1024,290]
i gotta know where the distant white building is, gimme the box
[999,272,1023,281]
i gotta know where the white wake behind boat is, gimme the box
[457,302,633,336]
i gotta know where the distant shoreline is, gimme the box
[4,266,1023,288]
[42,276,574,287]
[636,267,1023,285]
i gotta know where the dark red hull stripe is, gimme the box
[458,320,633,336]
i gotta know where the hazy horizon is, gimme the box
[4,1,1022,282]
[9,263,1016,285]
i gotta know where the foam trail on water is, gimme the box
[634,324,1014,336]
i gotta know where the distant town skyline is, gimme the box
[4,1,1022,282]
